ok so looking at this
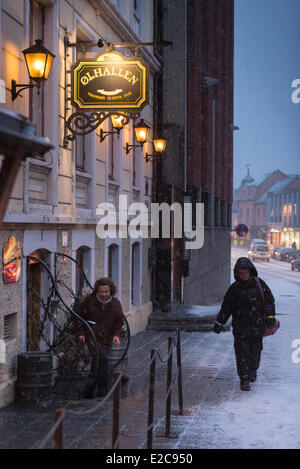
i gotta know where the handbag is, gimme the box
[255,278,280,337]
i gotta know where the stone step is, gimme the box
[146,304,231,332]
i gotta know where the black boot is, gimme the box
[240,379,251,391]
[83,385,95,398]
[249,371,257,382]
[82,379,96,398]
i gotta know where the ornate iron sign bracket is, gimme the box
[63,36,146,148]
[63,109,140,147]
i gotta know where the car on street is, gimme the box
[248,243,270,262]
[291,256,300,271]
[272,247,299,262]
[271,246,283,259]
[286,249,300,262]
[250,238,268,246]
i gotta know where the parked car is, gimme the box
[272,247,298,262]
[271,246,282,259]
[248,244,270,262]
[291,256,300,271]
[285,249,300,262]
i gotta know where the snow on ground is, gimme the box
[174,246,300,449]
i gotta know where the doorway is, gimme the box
[26,249,52,351]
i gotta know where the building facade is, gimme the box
[153,0,234,308]
[0,0,159,408]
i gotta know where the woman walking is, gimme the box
[214,257,276,391]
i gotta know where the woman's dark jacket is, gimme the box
[217,257,275,338]
[75,293,125,352]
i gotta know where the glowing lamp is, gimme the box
[111,114,126,130]
[11,39,55,101]
[153,138,167,153]
[134,119,151,144]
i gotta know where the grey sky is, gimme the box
[234,0,300,188]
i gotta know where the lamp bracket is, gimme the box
[145,153,153,163]
[125,141,144,155]
[100,127,120,142]
[11,79,36,101]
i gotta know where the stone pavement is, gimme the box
[1,286,300,451]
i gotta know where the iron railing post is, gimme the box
[147,349,157,449]
[54,409,63,449]
[177,330,183,415]
[165,337,173,437]
[112,372,121,449]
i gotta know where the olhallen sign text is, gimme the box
[71,51,149,111]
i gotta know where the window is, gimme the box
[29,0,45,139]
[107,244,119,293]
[131,242,141,306]
[201,192,211,226]
[108,121,117,180]
[75,30,92,173]
[111,0,125,14]
[131,121,139,188]
[133,0,141,36]
[76,246,91,297]
[75,135,86,171]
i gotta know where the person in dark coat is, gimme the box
[76,277,125,398]
[214,257,276,391]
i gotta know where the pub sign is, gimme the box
[71,51,149,111]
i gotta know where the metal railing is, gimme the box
[36,330,184,450]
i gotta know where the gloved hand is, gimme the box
[265,316,276,327]
[214,322,223,334]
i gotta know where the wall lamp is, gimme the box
[125,119,151,155]
[100,114,127,142]
[145,138,167,162]
[11,39,55,101]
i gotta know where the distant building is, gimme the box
[266,176,300,248]
[233,168,300,248]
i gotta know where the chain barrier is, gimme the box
[36,332,183,450]
[35,408,68,449]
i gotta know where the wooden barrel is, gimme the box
[109,337,129,369]
[16,352,53,404]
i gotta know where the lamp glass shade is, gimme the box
[25,52,47,79]
[44,54,54,79]
[154,138,167,153]
[23,39,55,82]
[111,114,125,129]
[134,119,151,144]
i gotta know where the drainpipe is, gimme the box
[181,0,188,305]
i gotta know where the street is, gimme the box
[173,245,300,449]
[1,245,300,450]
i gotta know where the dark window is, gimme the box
[75,135,86,171]
[29,1,45,141]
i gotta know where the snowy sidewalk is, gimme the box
[1,299,300,450]
[0,252,300,450]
